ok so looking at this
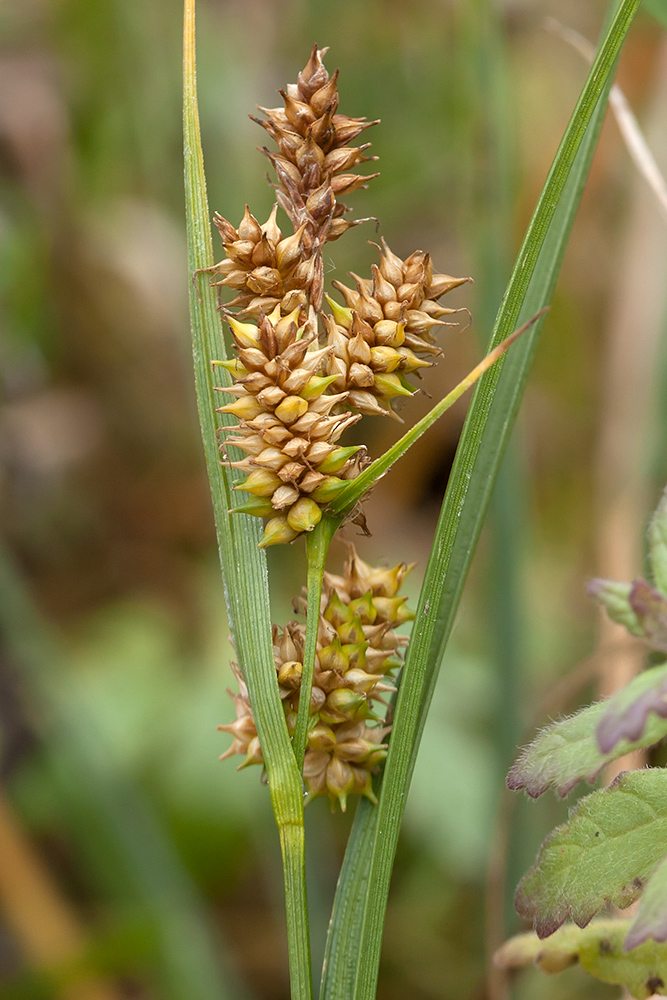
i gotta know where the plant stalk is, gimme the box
[182,4,312,996]
[294,516,343,770]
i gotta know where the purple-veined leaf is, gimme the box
[597,663,667,754]
[508,678,667,797]
[628,580,667,653]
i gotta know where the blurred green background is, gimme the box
[1,0,667,998]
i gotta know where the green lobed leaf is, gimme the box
[515,770,667,938]
[597,663,667,754]
[650,488,667,593]
[495,919,667,998]
[627,854,667,950]
[507,679,667,797]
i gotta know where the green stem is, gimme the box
[294,516,342,770]
[280,824,313,1000]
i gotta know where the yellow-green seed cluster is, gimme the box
[325,240,471,417]
[217,307,365,547]
[219,547,415,810]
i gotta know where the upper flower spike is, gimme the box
[250,45,380,310]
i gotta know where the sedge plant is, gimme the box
[183,1,642,996]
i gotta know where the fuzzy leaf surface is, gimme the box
[508,670,667,797]
[597,664,667,754]
[626,855,667,950]
[650,488,667,594]
[516,770,667,937]
[495,919,667,998]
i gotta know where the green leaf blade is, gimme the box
[331,4,643,999]
[183,7,311,998]
[322,3,642,997]
[516,770,667,938]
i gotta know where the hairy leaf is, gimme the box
[650,488,667,594]
[626,855,667,951]
[495,919,667,998]
[587,578,643,636]
[597,663,667,754]
[508,685,667,797]
[515,770,667,937]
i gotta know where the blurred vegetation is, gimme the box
[1,0,667,998]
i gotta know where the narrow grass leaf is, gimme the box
[322,3,642,998]
[182,5,311,997]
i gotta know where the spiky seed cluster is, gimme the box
[324,240,471,417]
[217,306,365,547]
[209,204,310,319]
[219,547,415,810]
[208,46,379,316]
[209,47,470,543]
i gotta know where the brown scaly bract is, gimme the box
[208,45,378,316]
[219,547,415,810]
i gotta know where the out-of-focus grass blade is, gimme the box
[0,547,246,1000]
[320,2,641,998]
[182,5,312,997]
[643,0,667,28]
